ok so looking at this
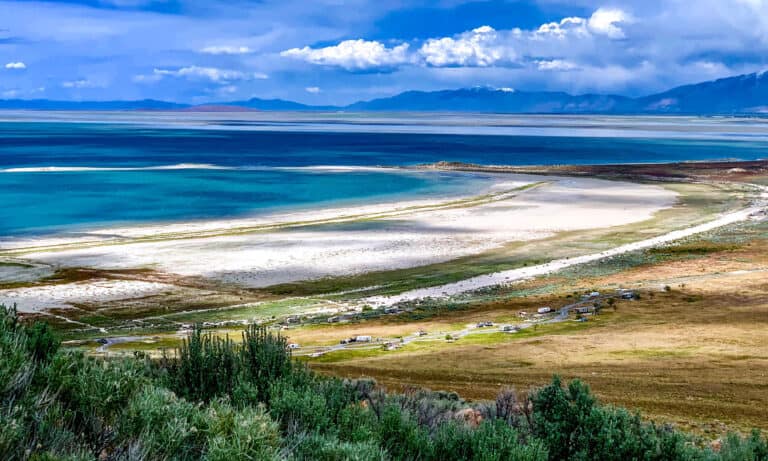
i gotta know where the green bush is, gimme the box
[377,404,434,460]
[2,306,767,461]
[45,352,150,450]
[531,376,704,461]
[718,431,768,461]
[336,402,378,443]
[434,419,547,461]
[201,399,281,460]
[120,386,281,460]
[269,380,332,434]
[165,324,293,405]
[119,385,210,459]
[288,433,387,461]
[26,321,60,363]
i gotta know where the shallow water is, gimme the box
[1,114,766,237]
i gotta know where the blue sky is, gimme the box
[1,0,768,104]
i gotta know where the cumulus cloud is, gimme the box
[281,7,632,73]
[535,17,589,39]
[533,9,629,40]
[418,26,516,67]
[587,8,631,39]
[200,45,252,55]
[153,66,268,82]
[5,62,26,70]
[281,40,410,71]
[536,59,579,71]
[305,86,321,93]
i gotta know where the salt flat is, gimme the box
[0,280,179,313]
[0,174,677,312]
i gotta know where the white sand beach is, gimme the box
[0,174,679,314]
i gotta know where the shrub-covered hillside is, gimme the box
[1,304,766,460]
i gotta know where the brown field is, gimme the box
[305,224,768,434]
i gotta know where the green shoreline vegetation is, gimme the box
[31,179,752,343]
[2,305,767,460]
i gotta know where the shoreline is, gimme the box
[0,172,679,312]
[0,171,529,253]
[0,167,495,245]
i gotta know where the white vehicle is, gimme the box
[355,335,373,343]
[537,307,552,314]
[287,343,301,349]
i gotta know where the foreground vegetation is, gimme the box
[2,305,767,460]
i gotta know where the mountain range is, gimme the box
[3,71,768,114]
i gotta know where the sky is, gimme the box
[1,0,768,105]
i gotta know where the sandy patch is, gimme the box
[367,185,767,305]
[0,280,179,313]
[1,175,678,294]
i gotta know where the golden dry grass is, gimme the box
[307,234,768,433]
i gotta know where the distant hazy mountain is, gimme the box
[632,72,768,114]
[3,71,768,114]
[223,98,337,111]
[0,99,187,111]
[347,72,768,113]
[179,104,256,112]
[345,87,633,113]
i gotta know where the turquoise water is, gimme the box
[0,168,489,236]
[1,115,767,237]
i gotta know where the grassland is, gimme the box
[305,217,768,434]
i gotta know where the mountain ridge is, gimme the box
[3,71,768,114]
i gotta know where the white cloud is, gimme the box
[305,86,321,93]
[153,66,268,82]
[62,79,99,88]
[587,8,630,39]
[200,45,252,55]
[281,39,410,71]
[532,9,629,40]
[280,7,631,73]
[536,59,579,71]
[2,89,20,98]
[418,26,516,67]
[4,62,26,70]
[535,17,589,39]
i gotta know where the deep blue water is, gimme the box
[2,122,768,169]
[1,119,767,237]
